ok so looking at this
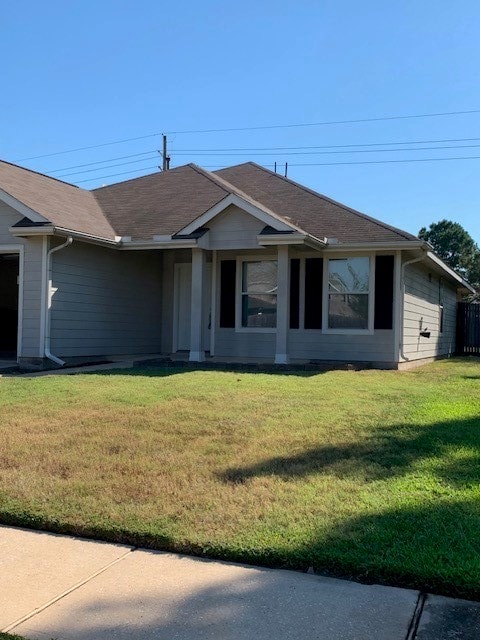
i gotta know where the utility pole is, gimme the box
[160,134,171,171]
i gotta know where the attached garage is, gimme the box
[0,253,20,358]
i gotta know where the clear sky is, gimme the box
[2,0,480,240]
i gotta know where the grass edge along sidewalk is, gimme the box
[0,358,479,600]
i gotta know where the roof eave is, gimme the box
[9,224,120,247]
[425,250,476,293]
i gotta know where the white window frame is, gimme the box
[235,256,278,333]
[322,253,375,335]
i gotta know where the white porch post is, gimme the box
[275,245,289,364]
[189,247,206,362]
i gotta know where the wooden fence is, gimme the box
[457,302,480,355]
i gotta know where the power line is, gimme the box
[290,155,480,167]
[42,136,480,177]
[76,165,161,184]
[166,109,480,134]
[56,154,160,178]
[16,108,480,161]
[49,150,159,173]
[170,143,480,158]
[75,154,480,185]
[170,136,480,152]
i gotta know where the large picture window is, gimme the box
[328,257,370,329]
[241,260,277,328]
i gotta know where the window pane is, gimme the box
[242,261,277,294]
[242,294,277,328]
[328,294,368,329]
[328,257,369,293]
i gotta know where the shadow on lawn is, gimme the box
[216,414,480,598]
[88,362,369,379]
[219,416,480,485]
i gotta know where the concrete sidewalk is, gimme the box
[1,526,479,640]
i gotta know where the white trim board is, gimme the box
[177,194,299,236]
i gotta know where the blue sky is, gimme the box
[2,1,480,239]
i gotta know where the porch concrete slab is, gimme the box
[0,526,133,630]
[13,548,418,640]
[415,594,480,639]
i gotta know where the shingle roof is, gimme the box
[0,158,418,244]
[0,160,116,239]
[215,162,418,243]
[92,164,231,240]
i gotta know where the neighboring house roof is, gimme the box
[0,158,417,244]
[0,160,116,240]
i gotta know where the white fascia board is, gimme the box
[258,232,308,246]
[120,240,198,250]
[426,251,476,292]
[322,241,425,252]
[10,224,120,247]
[0,188,50,223]
[176,193,297,236]
[9,224,55,236]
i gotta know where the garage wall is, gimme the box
[51,241,163,357]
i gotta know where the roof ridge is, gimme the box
[187,163,233,195]
[0,159,81,189]
[232,162,416,241]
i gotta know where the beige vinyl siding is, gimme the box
[50,241,163,357]
[0,201,44,358]
[403,261,457,360]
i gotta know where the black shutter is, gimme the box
[290,259,300,329]
[220,260,236,328]
[374,255,394,330]
[304,258,323,329]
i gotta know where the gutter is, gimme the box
[399,254,425,362]
[44,237,73,366]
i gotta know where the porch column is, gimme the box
[275,245,289,364]
[189,247,206,362]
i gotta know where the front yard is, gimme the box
[0,359,479,598]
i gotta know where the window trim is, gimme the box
[235,256,278,333]
[321,253,375,335]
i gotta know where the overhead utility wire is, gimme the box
[75,154,480,185]
[59,143,480,179]
[45,138,480,177]
[171,136,480,152]
[76,165,163,184]
[49,149,158,173]
[56,154,160,178]
[17,108,480,161]
[171,143,480,157]
[165,109,480,134]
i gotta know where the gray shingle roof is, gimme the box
[0,159,418,244]
[0,160,116,239]
[215,162,418,243]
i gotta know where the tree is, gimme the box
[418,219,480,286]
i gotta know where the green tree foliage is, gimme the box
[419,219,480,289]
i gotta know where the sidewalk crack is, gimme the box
[2,547,136,633]
[406,592,427,640]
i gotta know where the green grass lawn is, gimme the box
[1,358,479,599]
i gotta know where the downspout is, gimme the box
[44,237,73,366]
[399,255,424,362]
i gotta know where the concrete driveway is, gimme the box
[1,526,478,640]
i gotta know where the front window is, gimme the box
[241,260,277,328]
[328,257,370,329]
